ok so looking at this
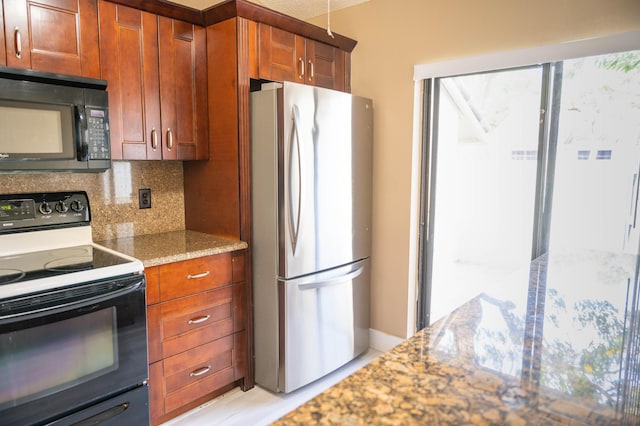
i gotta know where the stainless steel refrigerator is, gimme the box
[250,81,372,393]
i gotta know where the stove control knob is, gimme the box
[39,202,52,215]
[55,201,69,213]
[71,200,85,213]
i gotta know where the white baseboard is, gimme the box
[368,328,404,353]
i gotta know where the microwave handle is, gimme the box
[75,105,89,161]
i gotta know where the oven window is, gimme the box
[0,307,118,410]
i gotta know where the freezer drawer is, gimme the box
[278,258,370,393]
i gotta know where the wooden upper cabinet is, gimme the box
[306,39,346,91]
[2,0,100,78]
[158,17,208,161]
[258,23,346,92]
[98,0,208,161]
[257,24,299,83]
[99,1,160,160]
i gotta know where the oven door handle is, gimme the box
[0,278,145,321]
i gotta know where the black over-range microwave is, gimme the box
[0,66,110,172]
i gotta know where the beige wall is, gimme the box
[311,0,640,338]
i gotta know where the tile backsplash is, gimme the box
[0,161,185,241]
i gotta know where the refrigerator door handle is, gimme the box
[289,104,304,256]
[296,265,364,290]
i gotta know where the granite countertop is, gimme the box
[274,253,640,425]
[97,230,247,267]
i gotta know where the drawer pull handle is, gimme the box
[190,365,211,377]
[188,314,210,325]
[187,271,210,280]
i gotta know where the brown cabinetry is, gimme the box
[1,0,100,77]
[257,23,347,91]
[98,0,208,161]
[0,4,6,66]
[146,251,246,424]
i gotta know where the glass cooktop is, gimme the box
[0,245,134,286]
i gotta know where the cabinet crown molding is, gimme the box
[105,0,357,52]
[204,0,357,52]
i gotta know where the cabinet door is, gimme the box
[3,0,99,77]
[258,23,347,92]
[158,17,208,160]
[258,24,304,84]
[98,0,162,160]
[305,39,346,92]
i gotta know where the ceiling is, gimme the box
[170,0,368,20]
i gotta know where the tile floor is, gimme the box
[162,349,381,426]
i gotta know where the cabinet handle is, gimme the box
[14,27,22,59]
[298,57,304,80]
[166,128,173,151]
[188,314,211,325]
[308,60,314,81]
[187,271,210,280]
[189,365,211,377]
[151,128,158,150]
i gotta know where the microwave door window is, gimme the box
[0,102,74,158]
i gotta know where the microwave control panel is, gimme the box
[86,107,110,160]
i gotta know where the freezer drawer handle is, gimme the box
[188,314,210,325]
[187,271,210,280]
[298,265,364,290]
[190,365,211,377]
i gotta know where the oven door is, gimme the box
[0,274,148,426]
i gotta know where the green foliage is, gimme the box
[596,52,640,73]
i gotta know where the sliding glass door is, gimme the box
[424,65,545,323]
[540,53,640,410]
[420,49,640,418]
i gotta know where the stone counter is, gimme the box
[97,230,247,267]
[274,253,640,425]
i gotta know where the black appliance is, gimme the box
[0,191,149,425]
[0,67,110,172]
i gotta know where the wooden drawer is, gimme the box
[148,333,244,421]
[163,302,231,339]
[162,317,234,358]
[163,335,234,393]
[147,286,233,362]
[165,367,235,414]
[160,285,232,338]
[159,253,232,301]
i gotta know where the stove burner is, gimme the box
[44,256,93,272]
[0,269,26,285]
[54,247,92,256]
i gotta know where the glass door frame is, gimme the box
[416,63,559,331]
